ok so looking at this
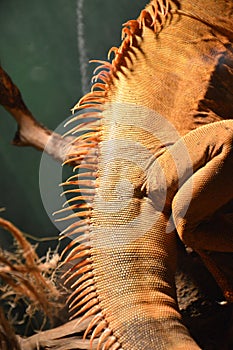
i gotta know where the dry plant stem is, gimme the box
[0,253,59,274]
[0,217,60,314]
[0,216,57,290]
[0,217,39,263]
[0,65,74,163]
[0,217,48,288]
[0,308,21,350]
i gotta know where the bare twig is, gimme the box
[0,65,73,163]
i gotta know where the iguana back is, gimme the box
[59,1,233,349]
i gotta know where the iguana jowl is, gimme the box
[59,0,233,349]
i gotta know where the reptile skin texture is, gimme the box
[58,1,233,349]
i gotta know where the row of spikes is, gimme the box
[59,222,123,350]
[57,0,172,254]
[63,249,123,350]
[90,1,172,86]
[58,1,173,349]
[65,0,171,126]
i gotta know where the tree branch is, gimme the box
[0,65,73,163]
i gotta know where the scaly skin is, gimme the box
[60,1,233,349]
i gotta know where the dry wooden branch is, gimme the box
[0,65,74,163]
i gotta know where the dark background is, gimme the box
[0,0,147,250]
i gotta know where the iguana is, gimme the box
[58,0,233,349]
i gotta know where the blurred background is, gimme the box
[0,0,147,252]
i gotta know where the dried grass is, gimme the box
[0,217,64,335]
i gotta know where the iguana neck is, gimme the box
[107,7,233,139]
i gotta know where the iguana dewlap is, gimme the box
[59,0,233,349]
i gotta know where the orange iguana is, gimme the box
[58,0,233,348]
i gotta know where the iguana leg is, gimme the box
[173,123,233,252]
[148,119,233,252]
[172,119,233,300]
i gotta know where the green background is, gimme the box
[0,1,147,251]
